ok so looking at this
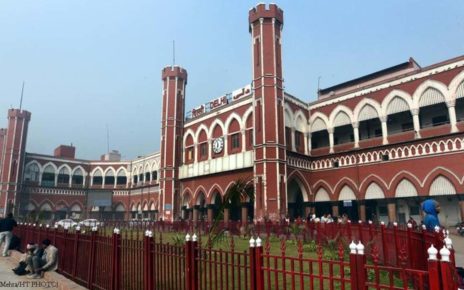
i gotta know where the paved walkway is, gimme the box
[451,233,464,268]
[0,256,59,289]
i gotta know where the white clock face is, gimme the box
[212,138,224,153]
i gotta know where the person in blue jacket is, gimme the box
[421,199,441,231]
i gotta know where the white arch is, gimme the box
[25,160,42,173]
[71,166,86,176]
[57,164,72,175]
[294,110,307,132]
[194,124,210,142]
[115,204,125,212]
[395,179,418,197]
[338,185,356,201]
[449,70,464,100]
[314,187,330,202]
[224,112,244,134]
[242,107,254,128]
[429,176,456,196]
[40,202,52,211]
[381,90,413,116]
[70,204,82,212]
[208,119,226,139]
[365,182,385,200]
[183,129,196,146]
[25,202,36,211]
[90,167,104,177]
[329,105,354,128]
[116,167,128,177]
[309,112,329,132]
[42,162,58,174]
[412,79,450,109]
[284,104,295,128]
[104,167,116,177]
[354,99,382,123]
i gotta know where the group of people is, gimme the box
[0,213,58,279]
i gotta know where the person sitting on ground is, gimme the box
[326,214,334,223]
[27,239,58,279]
[14,242,43,276]
[421,199,441,231]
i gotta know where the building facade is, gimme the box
[1,3,464,226]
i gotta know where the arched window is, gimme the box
[456,82,464,121]
[151,170,158,182]
[358,105,381,140]
[333,111,353,145]
[386,97,413,135]
[311,118,329,149]
[185,134,195,163]
[228,119,241,154]
[104,169,115,186]
[24,163,40,183]
[418,88,449,128]
[57,167,70,186]
[92,169,103,186]
[197,129,208,161]
[294,115,306,153]
[116,169,127,185]
[132,169,138,185]
[72,168,84,186]
[41,165,56,187]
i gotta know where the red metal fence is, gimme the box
[14,224,459,290]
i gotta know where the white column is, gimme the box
[412,108,421,138]
[380,115,388,145]
[208,139,213,159]
[447,100,458,133]
[291,128,296,151]
[305,132,311,155]
[328,128,334,153]
[241,130,246,152]
[353,122,359,148]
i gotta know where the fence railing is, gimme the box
[13,224,459,290]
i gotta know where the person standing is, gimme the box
[0,213,17,257]
[421,199,440,231]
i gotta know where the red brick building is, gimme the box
[1,4,464,226]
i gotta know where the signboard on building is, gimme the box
[87,191,112,207]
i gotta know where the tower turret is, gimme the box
[249,4,287,221]
[159,66,187,221]
[0,109,31,216]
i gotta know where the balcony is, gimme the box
[179,151,254,179]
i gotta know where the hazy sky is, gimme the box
[0,1,463,160]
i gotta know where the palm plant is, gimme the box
[206,178,254,246]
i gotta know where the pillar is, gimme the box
[241,203,249,226]
[291,128,296,151]
[304,202,312,219]
[387,201,397,223]
[328,128,334,153]
[353,122,359,148]
[412,109,421,138]
[223,208,230,225]
[358,201,366,222]
[447,100,458,133]
[192,207,199,223]
[332,202,339,218]
[207,206,214,223]
[380,116,388,145]
[459,199,464,222]
[306,133,312,155]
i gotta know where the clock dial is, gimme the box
[212,138,224,153]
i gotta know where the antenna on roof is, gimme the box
[172,40,176,66]
[106,124,110,153]
[317,76,321,92]
[19,81,25,111]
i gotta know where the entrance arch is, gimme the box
[287,177,308,220]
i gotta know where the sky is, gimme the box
[0,0,463,160]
